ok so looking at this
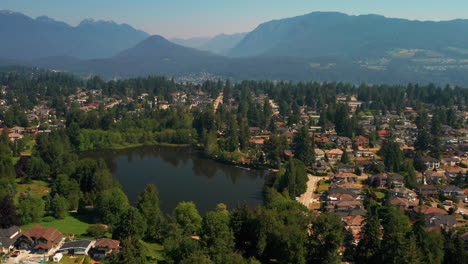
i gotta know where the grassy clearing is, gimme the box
[23,214,91,236]
[375,192,386,199]
[48,255,84,264]
[317,180,330,192]
[20,139,36,156]
[15,180,50,201]
[141,240,165,262]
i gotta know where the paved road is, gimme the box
[297,174,326,210]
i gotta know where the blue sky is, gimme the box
[2,0,467,38]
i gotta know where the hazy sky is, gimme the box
[2,0,467,38]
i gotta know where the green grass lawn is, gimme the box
[47,255,84,264]
[375,192,386,199]
[141,241,165,262]
[15,180,50,201]
[317,180,330,192]
[23,214,91,236]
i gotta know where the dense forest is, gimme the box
[0,68,467,263]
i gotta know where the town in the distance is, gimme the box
[0,68,467,263]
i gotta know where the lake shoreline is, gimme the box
[82,142,272,171]
[87,145,270,213]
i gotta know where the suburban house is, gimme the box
[333,172,358,183]
[336,164,355,173]
[441,157,460,166]
[425,213,457,230]
[314,148,325,161]
[411,205,448,216]
[387,174,405,188]
[15,225,63,254]
[369,173,387,187]
[90,238,120,259]
[444,166,464,179]
[353,135,369,148]
[0,226,21,254]
[390,187,417,201]
[326,148,343,165]
[439,185,466,200]
[390,197,417,210]
[425,170,446,184]
[422,157,441,170]
[415,185,439,198]
[57,240,94,255]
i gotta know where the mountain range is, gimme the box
[2,10,468,85]
[172,32,247,55]
[229,12,468,59]
[0,10,149,60]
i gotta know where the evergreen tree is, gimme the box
[309,213,345,264]
[136,184,165,242]
[413,212,444,264]
[355,210,382,264]
[378,138,404,172]
[263,135,287,168]
[402,161,418,188]
[381,207,419,264]
[415,112,431,152]
[113,207,147,241]
[343,228,356,262]
[275,159,308,199]
[293,126,315,166]
[340,148,351,164]
[442,229,466,264]
[0,195,20,228]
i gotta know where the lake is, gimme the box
[86,146,270,213]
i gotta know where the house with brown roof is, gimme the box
[315,148,325,161]
[15,225,63,254]
[390,197,417,210]
[326,148,343,165]
[415,185,439,198]
[411,205,448,216]
[425,170,446,184]
[90,238,120,259]
[353,135,369,149]
[333,172,358,183]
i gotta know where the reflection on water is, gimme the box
[84,146,270,213]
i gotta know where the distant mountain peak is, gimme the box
[145,35,171,43]
[0,10,23,15]
[79,18,118,26]
[0,10,28,18]
[36,15,56,22]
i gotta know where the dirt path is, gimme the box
[213,92,223,111]
[297,174,326,210]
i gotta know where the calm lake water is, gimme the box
[86,146,269,213]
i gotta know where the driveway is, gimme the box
[297,174,327,210]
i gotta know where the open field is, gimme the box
[15,180,50,201]
[23,214,91,236]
